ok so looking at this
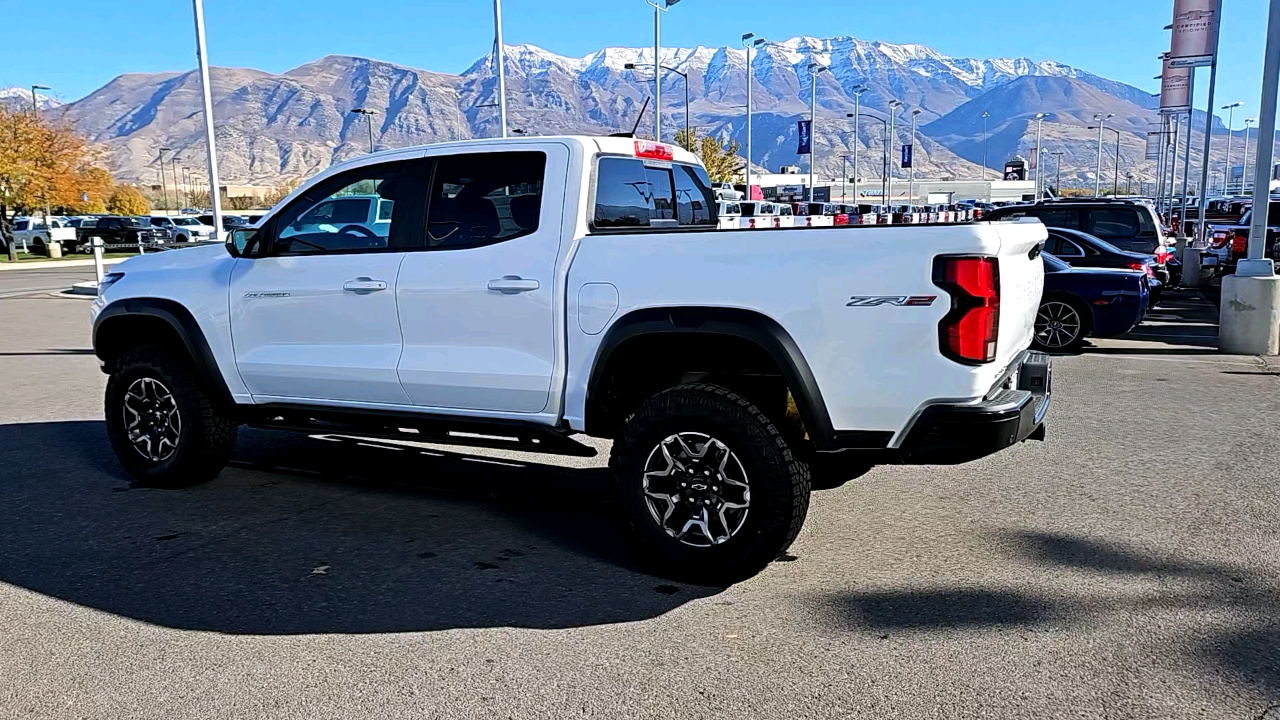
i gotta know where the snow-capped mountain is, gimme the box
[48,36,1165,186]
[0,87,62,113]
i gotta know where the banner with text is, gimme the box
[1168,0,1222,68]
[797,120,812,155]
[901,144,913,169]
[1160,57,1193,111]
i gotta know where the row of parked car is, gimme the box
[712,200,993,230]
[8,212,262,254]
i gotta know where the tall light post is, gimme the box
[847,86,866,205]
[493,0,509,138]
[30,84,51,120]
[1034,112,1047,200]
[1222,101,1244,196]
[1088,125,1122,196]
[191,0,223,239]
[887,100,902,206]
[807,62,828,201]
[646,0,682,143]
[742,34,763,196]
[626,62,691,149]
[158,147,172,212]
[1051,150,1065,195]
[350,108,377,153]
[980,110,991,180]
[856,114,890,203]
[1092,113,1114,197]
[907,108,921,212]
[1242,117,1258,193]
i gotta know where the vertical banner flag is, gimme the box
[901,144,913,169]
[1029,147,1038,170]
[1160,58,1193,112]
[1146,129,1164,159]
[1168,0,1222,68]
[797,120,812,155]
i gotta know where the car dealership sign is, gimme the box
[1167,0,1222,68]
[1160,58,1193,112]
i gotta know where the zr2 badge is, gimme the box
[846,296,937,307]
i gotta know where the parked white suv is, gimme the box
[150,216,219,243]
[91,135,1051,583]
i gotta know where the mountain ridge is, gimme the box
[36,36,1176,187]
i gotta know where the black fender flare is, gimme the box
[93,298,237,411]
[584,307,851,448]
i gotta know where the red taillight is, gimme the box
[1210,231,1230,249]
[634,140,674,161]
[1128,261,1156,278]
[933,256,1001,364]
[1231,231,1248,256]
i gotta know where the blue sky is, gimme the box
[0,0,1273,127]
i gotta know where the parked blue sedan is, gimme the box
[1034,253,1152,352]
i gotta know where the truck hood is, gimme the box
[112,243,229,274]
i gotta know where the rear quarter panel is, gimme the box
[564,221,1046,441]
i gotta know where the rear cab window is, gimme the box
[593,156,717,231]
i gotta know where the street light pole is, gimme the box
[493,0,508,138]
[30,85,50,120]
[1051,150,1065,195]
[1034,112,1046,200]
[191,0,223,239]
[646,0,682,143]
[807,62,827,202]
[742,34,762,197]
[887,100,901,207]
[626,63,690,148]
[350,108,377,153]
[849,86,864,204]
[908,108,921,212]
[1242,117,1257,193]
[1222,101,1244,195]
[158,147,172,212]
[1092,113,1113,196]
[981,110,990,180]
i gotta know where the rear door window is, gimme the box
[425,151,546,249]
[593,157,717,230]
[673,165,716,226]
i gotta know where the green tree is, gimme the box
[106,186,150,216]
[674,129,743,183]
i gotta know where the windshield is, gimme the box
[172,218,201,226]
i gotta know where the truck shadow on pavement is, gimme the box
[818,530,1280,702]
[0,421,720,635]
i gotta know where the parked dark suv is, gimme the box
[985,199,1176,283]
[75,216,169,248]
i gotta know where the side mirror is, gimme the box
[228,228,258,258]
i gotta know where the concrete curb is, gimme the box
[0,258,127,272]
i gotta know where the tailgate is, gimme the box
[994,221,1047,369]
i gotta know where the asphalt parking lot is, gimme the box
[1,271,1278,719]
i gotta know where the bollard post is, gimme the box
[92,237,105,291]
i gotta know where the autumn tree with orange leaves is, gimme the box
[0,107,117,258]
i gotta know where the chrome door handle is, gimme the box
[343,277,388,294]
[487,276,540,294]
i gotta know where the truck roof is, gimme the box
[326,135,702,172]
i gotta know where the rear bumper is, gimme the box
[818,350,1051,467]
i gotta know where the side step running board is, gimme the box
[247,407,598,458]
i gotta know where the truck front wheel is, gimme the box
[104,345,238,488]
[610,383,811,585]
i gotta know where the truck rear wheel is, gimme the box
[610,383,811,585]
[104,345,238,488]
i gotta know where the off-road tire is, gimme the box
[610,383,811,585]
[104,344,237,488]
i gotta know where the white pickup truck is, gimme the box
[90,136,1051,583]
[11,216,78,253]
